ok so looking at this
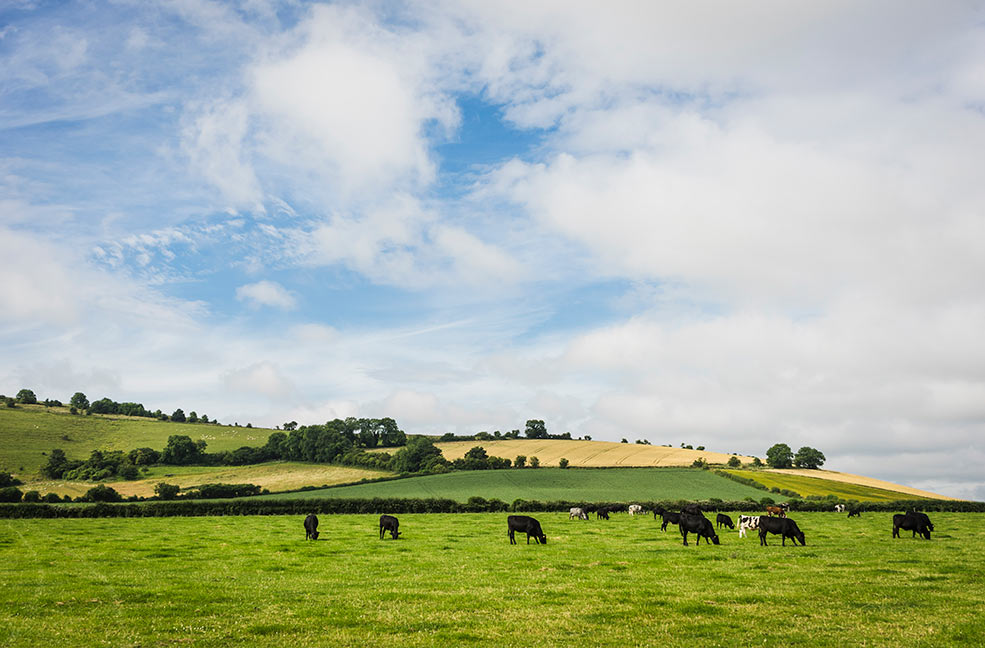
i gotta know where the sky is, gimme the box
[2,1,984,499]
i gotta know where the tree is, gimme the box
[514,455,526,468]
[766,443,794,469]
[461,446,490,470]
[794,446,826,469]
[154,482,180,500]
[16,389,37,404]
[751,457,763,467]
[524,419,548,439]
[559,458,569,469]
[727,456,742,468]
[0,487,23,503]
[188,411,198,424]
[390,437,446,473]
[70,392,89,411]
[283,421,298,431]
[171,409,186,423]
[529,456,540,468]
[83,484,122,502]
[161,435,204,465]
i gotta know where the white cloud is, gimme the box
[222,361,296,401]
[235,280,297,310]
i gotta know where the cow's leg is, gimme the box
[509,529,516,545]
[759,529,767,546]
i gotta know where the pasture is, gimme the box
[2,512,983,647]
[256,467,772,502]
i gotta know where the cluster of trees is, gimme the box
[765,443,826,469]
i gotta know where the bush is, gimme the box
[154,483,180,500]
[22,490,41,503]
[83,484,123,503]
[0,487,23,503]
[727,456,742,468]
[529,456,540,468]
[0,472,22,488]
[559,458,569,469]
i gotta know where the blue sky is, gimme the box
[3,1,985,498]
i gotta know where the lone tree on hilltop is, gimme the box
[524,420,548,439]
[16,389,37,404]
[794,446,826,469]
[70,392,89,411]
[765,443,794,469]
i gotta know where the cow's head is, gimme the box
[311,531,319,540]
[711,534,720,545]
[539,534,548,544]
[391,529,400,539]
[796,531,806,545]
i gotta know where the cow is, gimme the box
[569,507,589,520]
[597,507,610,520]
[379,514,400,540]
[304,514,319,540]
[628,504,644,516]
[848,508,861,518]
[834,504,846,513]
[765,505,787,518]
[654,508,681,532]
[716,513,735,530]
[508,515,547,545]
[758,516,805,546]
[893,511,933,540]
[737,514,760,538]
[679,511,720,546]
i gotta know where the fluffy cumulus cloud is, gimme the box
[2,2,984,498]
[235,280,297,310]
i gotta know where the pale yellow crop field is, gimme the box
[434,439,755,467]
[22,462,393,498]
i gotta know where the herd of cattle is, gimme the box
[303,507,936,547]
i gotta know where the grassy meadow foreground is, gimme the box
[2,512,983,647]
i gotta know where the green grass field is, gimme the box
[1,512,982,647]
[0,405,274,475]
[260,467,793,502]
[723,470,925,502]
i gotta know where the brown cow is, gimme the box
[766,506,786,518]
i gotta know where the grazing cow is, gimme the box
[304,514,319,540]
[758,516,805,546]
[848,508,861,518]
[628,504,644,516]
[679,511,720,546]
[508,515,547,545]
[597,508,610,520]
[765,505,787,518]
[569,507,589,520]
[737,515,760,538]
[893,511,933,540]
[716,513,735,530]
[654,508,681,532]
[379,514,400,540]
[834,504,846,513]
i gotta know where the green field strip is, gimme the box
[258,467,772,502]
[723,469,928,502]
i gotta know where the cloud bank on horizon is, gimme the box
[2,1,984,498]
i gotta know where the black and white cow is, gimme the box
[304,514,319,540]
[737,514,759,538]
[379,514,400,540]
[569,507,589,520]
[893,511,933,540]
[834,504,846,513]
[758,516,805,546]
[508,515,547,545]
[679,511,720,546]
[628,504,644,516]
[716,513,735,529]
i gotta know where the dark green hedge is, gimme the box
[1,496,981,519]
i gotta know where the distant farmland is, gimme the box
[259,467,775,502]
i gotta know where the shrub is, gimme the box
[83,484,123,503]
[0,472,22,488]
[0,487,23,503]
[22,490,41,503]
[727,456,742,468]
[529,456,540,468]
[559,458,569,469]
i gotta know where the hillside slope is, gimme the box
[764,468,956,501]
[435,439,754,467]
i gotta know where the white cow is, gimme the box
[737,514,760,538]
[569,507,588,520]
[628,504,644,516]
[834,504,846,513]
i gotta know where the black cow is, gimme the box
[304,514,319,540]
[893,511,933,540]
[679,511,720,546]
[758,516,805,546]
[654,507,681,532]
[716,513,735,530]
[597,507,610,520]
[508,515,547,545]
[379,514,400,540]
[848,508,861,518]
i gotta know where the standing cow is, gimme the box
[758,516,805,546]
[679,511,720,546]
[654,507,681,532]
[628,504,644,516]
[379,514,400,540]
[893,511,933,540]
[834,504,846,513]
[508,515,547,545]
[597,507,610,520]
[304,514,319,540]
[569,507,589,520]
[737,515,759,538]
[716,513,735,530]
